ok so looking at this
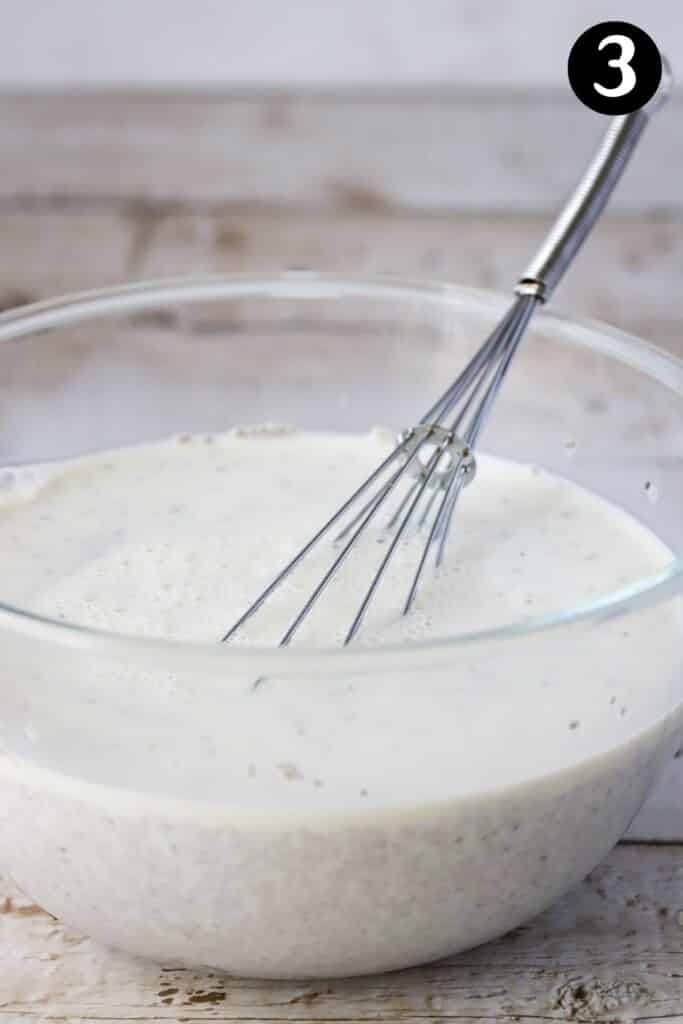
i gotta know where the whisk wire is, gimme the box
[435,476,465,567]
[221,85,670,645]
[384,479,422,530]
[403,302,533,606]
[463,297,536,443]
[419,303,519,427]
[343,439,452,644]
[278,427,442,646]
[403,463,464,613]
[417,484,441,527]
[431,296,538,567]
[221,296,548,646]
[220,438,411,642]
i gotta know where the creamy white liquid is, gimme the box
[0,424,676,644]
[0,427,681,977]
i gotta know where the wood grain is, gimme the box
[2,1,681,90]
[0,91,681,213]
[1,203,682,350]
[2,846,683,1021]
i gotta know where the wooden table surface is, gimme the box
[3,847,683,1023]
[0,91,681,1021]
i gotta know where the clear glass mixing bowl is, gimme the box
[0,273,681,978]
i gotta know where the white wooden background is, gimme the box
[1,0,681,88]
[1,50,683,1017]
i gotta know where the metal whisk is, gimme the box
[223,72,670,648]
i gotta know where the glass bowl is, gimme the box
[0,273,681,979]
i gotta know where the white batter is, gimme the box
[0,427,681,976]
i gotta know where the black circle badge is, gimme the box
[568,21,662,115]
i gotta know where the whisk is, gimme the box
[223,73,671,648]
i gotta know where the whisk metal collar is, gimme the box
[398,424,477,491]
[222,71,670,647]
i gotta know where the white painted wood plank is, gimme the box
[1,0,680,89]
[1,205,682,349]
[1,846,683,1018]
[0,92,680,212]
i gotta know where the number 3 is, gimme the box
[594,34,637,98]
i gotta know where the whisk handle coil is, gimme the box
[516,56,673,303]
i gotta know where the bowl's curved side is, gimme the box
[1,704,678,977]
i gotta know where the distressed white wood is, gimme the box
[1,204,682,348]
[1,0,681,88]
[2,846,683,1019]
[0,92,680,212]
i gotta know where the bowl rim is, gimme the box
[1,270,681,674]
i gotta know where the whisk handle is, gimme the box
[516,56,672,302]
